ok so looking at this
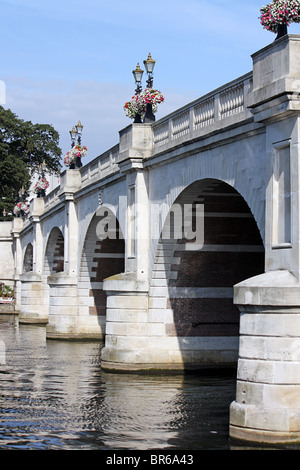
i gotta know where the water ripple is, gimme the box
[0,315,264,450]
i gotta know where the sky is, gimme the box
[1,0,300,166]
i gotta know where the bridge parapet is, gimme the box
[152,72,253,154]
[80,144,120,190]
[44,186,60,212]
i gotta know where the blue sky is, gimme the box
[1,0,300,165]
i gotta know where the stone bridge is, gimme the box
[4,35,300,445]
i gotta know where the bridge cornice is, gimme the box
[74,171,125,202]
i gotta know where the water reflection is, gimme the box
[0,315,274,450]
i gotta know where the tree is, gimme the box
[0,106,62,220]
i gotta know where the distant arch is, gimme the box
[23,243,33,272]
[79,207,125,320]
[44,227,65,276]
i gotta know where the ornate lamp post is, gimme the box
[132,63,144,123]
[76,120,83,145]
[143,53,156,123]
[18,187,25,202]
[125,53,162,125]
[69,121,84,168]
[70,121,83,147]
[39,161,47,178]
[144,53,156,88]
[70,126,77,148]
[35,162,48,198]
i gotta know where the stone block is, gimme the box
[59,169,81,196]
[235,381,265,406]
[250,36,300,109]
[49,296,78,307]
[240,336,300,361]
[107,295,148,310]
[264,384,300,409]
[148,308,174,323]
[240,312,300,337]
[107,308,148,323]
[48,305,77,316]
[148,297,167,309]
[237,358,275,383]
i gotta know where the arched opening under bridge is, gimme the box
[150,178,265,369]
[79,207,125,335]
[44,227,65,276]
[23,243,33,273]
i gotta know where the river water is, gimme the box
[0,314,291,452]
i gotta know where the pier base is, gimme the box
[101,273,239,373]
[19,272,48,324]
[230,271,300,445]
[46,272,104,340]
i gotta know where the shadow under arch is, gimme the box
[44,227,65,276]
[150,178,265,370]
[23,243,33,273]
[79,206,125,330]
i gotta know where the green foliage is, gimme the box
[0,155,31,198]
[0,106,62,219]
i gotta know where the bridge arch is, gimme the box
[148,131,266,279]
[23,243,33,273]
[78,206,125,337]
[44,227,65,276]
[149,178,265,369]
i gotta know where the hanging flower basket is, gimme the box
[33,177,49,197]
[13,201,30,217]
[142,88,165,107]
[0,284,14,303]
[64,151,74,167]
[124,89,165,120]
[260,0,300,34]
[124,95,147,120]
[64,145,87,169]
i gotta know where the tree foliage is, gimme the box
[0,106,62,219]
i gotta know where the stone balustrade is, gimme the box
[152,72,253,153]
